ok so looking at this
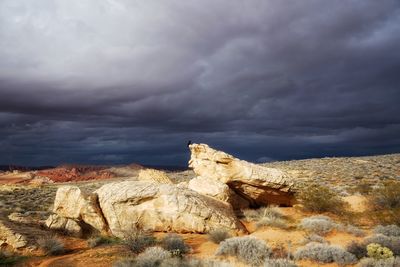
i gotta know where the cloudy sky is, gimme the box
[1,0,400,167]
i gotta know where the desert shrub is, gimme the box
[161,234,190,257]
[302,234,327,245]
[113,258,135,267]
[256,217,288,229]
[87,235,121,248]
[160,258,232,267]
[369,181,400,225]
[358,257,400,267]
[216,236,272,266]
[367,243,394,260]
[342,224,365,237]
[208,229,232,244]
[124,229,157,254]
[296,183,347,214]
[264,258,298,267]
[298,216,337,235]
[134,247,171,267]
[0,251,27,266]
[374,225,400,237]
[365,234,400,256]
[346,241,367,259]
[294,242,357,265]
[37,236,65,255]
[243,206,283,221]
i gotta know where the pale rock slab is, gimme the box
[188,143,295,206]
[95,181,246,238]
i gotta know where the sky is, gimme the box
[1,0,400,167]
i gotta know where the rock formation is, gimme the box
[188,143,295,207]
[47,182,246,238]
[138,169,173,184]
[49,186,109,235]
[0,221,27,249]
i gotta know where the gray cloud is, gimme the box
[0,0,399,166]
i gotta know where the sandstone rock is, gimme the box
[45,214,82,236]
[95,181,246,237]
[52,186,108,233]
[138,169,172,184]
[188,143,295,206]
[188,176,232,202]
[8,211,49,226]
[0,221,27,248]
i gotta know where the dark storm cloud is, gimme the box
[1,0,400,166]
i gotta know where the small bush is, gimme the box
[358,256,400,267]
[208,229,232,244]
[87,235,121,248]
[302,234,327,245]
[365,234,400,256]
[342,224,365,237]
[256,217,288,229]
[264,258,298,267]
[124,229,157,254]
[298,216,336,235]
[346,241,367,259]
[296,183,347,214]
[369,181,400,225]
[294,242,357,265]
[37,236,65,255]
[374,225,400,237]
[243,206,283,221]
[216,236,272,266]
[161,234,190,257]
[160,258,232,267]
[367,243,394,260]
[135,247,171,267]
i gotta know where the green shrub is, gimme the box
[365,234,400,256]
[367,243,394,260]
[161,234,190,257]
[216,236,272,266]
[296,183,347,214]
[294,242,357,265]
[208,229,231,244]
[37,236,65,255]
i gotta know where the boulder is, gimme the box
[52,186,108,234]
[95,181,246,238]
[138,169,173,184]
[188,143,295,207]
[45,214,82,236]
[8,211,49,226]
[0,221,27,249]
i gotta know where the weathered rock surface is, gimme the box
[188,143,295,206]
[8,211,49,226]
[0,221,27,248]
[138,169,172,184]
[45,214,82,236]
[95,181,246,237]
[52,186,108,234]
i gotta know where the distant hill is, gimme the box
[0,165,54,172]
